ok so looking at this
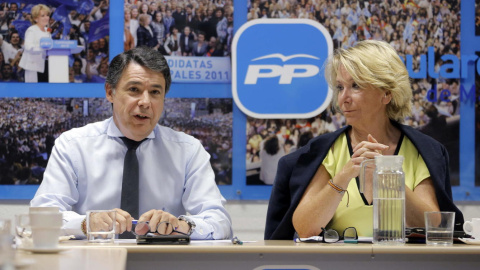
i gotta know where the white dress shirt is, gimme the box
[31,117,233,240]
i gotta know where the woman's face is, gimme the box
[99,63,108,75]
[131,8,138,18]
[141,4,148,13]
[35,9,50,28]
[336,65,388,126]
[155,12,162,21]
[73,61,81,73]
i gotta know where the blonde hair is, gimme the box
[31,4,51,24]
[325,40,412,122]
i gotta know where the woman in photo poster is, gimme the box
[136,14,159,49]
[150,11,166,48]
[19,4,51,83]
[164,25,181,56]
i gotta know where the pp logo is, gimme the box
[232,19,333,119]
[39,37,53,50]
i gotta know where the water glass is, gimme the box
[424,211,455,246]
[86,210,116,243]
[15,214,33,249]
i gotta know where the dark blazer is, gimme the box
[180,33,195,54]
[192,41,208,56]
[137,25,158,48]
[264,122,464,240]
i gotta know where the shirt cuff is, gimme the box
[62,215,86,239]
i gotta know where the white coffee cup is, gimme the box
[29,206,60,213]
[463,218,480,239]
[29,212,62,249]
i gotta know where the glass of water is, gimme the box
[424,211,455,246]
[86,210,116,243]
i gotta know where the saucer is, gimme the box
[14,258,35,269]
[19,247,68,254]
[458,238,480,245]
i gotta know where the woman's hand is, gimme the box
[351,134,389,159]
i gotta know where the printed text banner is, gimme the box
[166,56,231,83]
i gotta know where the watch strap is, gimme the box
[178,216,196,236]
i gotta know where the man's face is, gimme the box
[209,37,216,47]
[106,62,166,141]
[2,65,12,78]
[91,40,99,50]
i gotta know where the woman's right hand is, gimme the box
[351,134,389,159]
[342,134,388,180]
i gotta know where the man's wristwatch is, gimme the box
[178,216,196,236]
[81,217,87,236]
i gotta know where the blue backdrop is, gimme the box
[0,1,478,201]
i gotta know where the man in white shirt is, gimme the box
[0,32,23,65]
[31,46,233,240]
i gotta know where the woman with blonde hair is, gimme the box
[19,4,51,82]
[265,40,464,240]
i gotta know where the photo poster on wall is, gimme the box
[0,97,232,186]
[0,0,109,83]
[476,0,480,187]
[243,1,464,190]
[124,0,233,83]
[1,0,479,201]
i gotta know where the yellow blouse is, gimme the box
[322,132,430,237]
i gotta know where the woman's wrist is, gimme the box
[331,175,350,190]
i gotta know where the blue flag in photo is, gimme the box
[88,11,109,42]
[77,0,94,15]
[49,0,78,9]
[22,0,51,5]
[21,4,34,14]
[52,4,71,40]
[12,20,31,40]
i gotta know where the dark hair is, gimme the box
[106,46,172,94]
[263,135,279,156]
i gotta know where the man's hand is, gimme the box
[113,208,134,234]
[88,210,116,234]
[138,209,190,235]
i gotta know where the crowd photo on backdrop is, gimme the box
[0,97,232,186]
[246,0,462,187]
[124,0,234,57]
